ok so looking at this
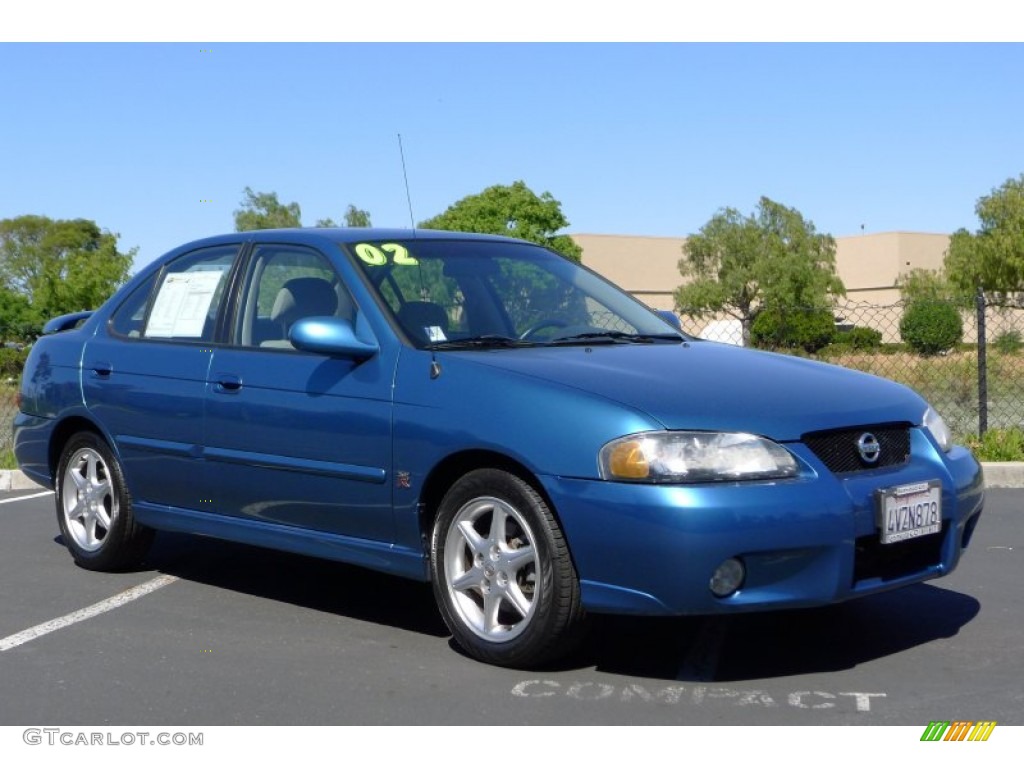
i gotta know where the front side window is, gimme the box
[345,238,683,348]
[234,244,356,349]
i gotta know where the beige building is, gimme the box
[833,232,950,305]
[572,231,950,313]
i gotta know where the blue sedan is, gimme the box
[13,228,985,667]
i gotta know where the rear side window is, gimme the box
[109,272,158,338]
[110,245,239,342]
[140,245,238,343]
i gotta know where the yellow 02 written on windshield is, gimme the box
[354,243,418,266]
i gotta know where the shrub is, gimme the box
[899,300,963,356]
[833,326,883,350]
[993,330,1023,355]
[0,347,30,379]
[750,307,835,353]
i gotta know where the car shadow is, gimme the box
[66,531,980,679]
[579,583,981,681]
[140,530,450,639]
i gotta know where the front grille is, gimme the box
[803,424,911,474]
[853,522,946,583]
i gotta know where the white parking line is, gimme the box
[0,574,178,652]
[0,490,52,505]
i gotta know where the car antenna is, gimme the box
[398,133,440,379]
[398,133,416,237]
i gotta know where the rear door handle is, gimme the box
[89,361,113,378]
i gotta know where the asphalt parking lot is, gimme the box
[1,488,1020,726]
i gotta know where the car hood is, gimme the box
[453,341,927,441]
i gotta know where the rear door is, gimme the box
[82,244,240,510]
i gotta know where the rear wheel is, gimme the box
[55,432,153,571]
[430,468,586,667]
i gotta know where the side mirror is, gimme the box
[289,316,379,360]
[655,309,683,331]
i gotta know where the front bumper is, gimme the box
[541,429,984,616]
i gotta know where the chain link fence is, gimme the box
[2,315,32,463]
[2,336,28,464]
[677,297,1024,442]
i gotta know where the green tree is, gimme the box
[234,187,302,231]
[419,180,582,262]
[343,204,371,227]
[0,215,135,322]
[945,173,1024,304]
[674,197,844,344]
[0,286,40,341]
[897,267,971,307]
[315,204,372,228]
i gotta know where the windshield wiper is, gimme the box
[546,331,683,345]
[431,334,537,350]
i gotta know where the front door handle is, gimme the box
[214,374,243,394]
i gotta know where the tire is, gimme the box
[55,432,154,571]
[430,468,587,668]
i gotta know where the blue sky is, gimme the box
[2,38,1023,270]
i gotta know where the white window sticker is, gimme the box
[425,325,448,342]
[145,269,226,338]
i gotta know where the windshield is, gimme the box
[343,238,684,349]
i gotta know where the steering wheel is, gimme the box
[519,318,570,341]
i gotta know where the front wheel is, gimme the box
[430,468,587,667]
[55,432,154,571]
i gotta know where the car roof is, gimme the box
[175,228,532,252]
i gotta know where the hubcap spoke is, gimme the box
[503,544,534,573]
[450,564,484,592]
[482,589,503,633]
[95,503,112,532]
[505,582,533,619]
[71,465,88,491]
[456,519,485,552]
[65,492,82,518]
[486,505,509,547]
[94,478,112,498]
[84,514,99,546]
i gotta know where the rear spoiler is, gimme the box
[42,311,94,335]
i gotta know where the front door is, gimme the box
[203,242,396,542]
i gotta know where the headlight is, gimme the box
[923,406,953,452]
[599,431,799,483]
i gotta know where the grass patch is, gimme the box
[2,384,19,465]
[963,428,1024,462]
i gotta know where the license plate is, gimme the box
[876,480,942,544]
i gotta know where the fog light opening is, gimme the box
[709,557,745,598]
